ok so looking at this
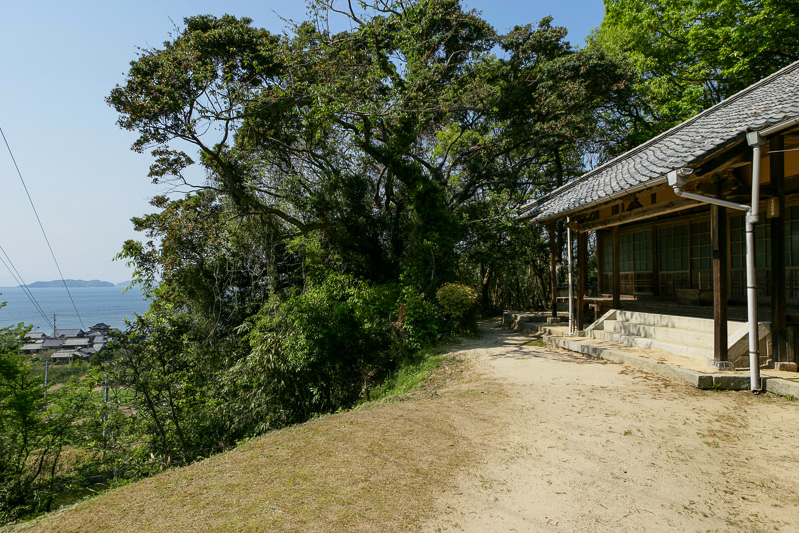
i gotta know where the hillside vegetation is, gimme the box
[13,351,497,532]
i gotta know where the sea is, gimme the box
[0,286,151,333]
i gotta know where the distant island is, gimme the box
[25,280,116,288]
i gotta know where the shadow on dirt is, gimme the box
[471,323,608,366]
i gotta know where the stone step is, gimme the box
[588,330,712,361]
[613,310,747,335]
[603,320,715,349]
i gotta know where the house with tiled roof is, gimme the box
[520,60,799,385]
[41,338,66,351]
[53,328,85,338]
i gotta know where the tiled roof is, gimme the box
[63,337,90,347]
[54,329,85,338]
[42,338,65,349]
[20,343,44,351]
[520,61,799,223]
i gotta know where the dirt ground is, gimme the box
[421,321,799,532]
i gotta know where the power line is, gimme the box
[0,245,55,331]
[0,124,86,330]
[0,245,53,329]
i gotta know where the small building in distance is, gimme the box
[17,325,116,363]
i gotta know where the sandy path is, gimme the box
[422,322,799,532]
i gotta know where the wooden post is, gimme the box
[577,230,587,330]
[770,135,786,362]
[549,222,558,317]
[613,225,621,308]
[652,225,660,297]
[597,232,605,294]
[712,204,728,362]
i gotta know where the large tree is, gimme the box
[109,1,629,294]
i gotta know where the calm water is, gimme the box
[0,286,151,332]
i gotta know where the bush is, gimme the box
[436,283,478,333]
[241,273,394,428]
[398,292,444,352]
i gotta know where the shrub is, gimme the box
[241,273,394,428]
[436,283,479,333]
[398,292,444,352]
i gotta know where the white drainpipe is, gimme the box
[745,131,764,393]
[667,131,765,392]
[567,218,574,335]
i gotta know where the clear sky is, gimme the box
[0,0,605,287]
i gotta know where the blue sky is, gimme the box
[0,0,605,287]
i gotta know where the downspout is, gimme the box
[745,131,765,393]
[667,130,764,392]
[567,218,574,335]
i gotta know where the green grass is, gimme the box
[18,342,487,533]
[367,347,444,402]
[31,363,91,386]
[524,339,547,347]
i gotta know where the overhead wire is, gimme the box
[0,245,55,332]
[0,124,86,330]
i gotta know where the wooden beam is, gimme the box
[712,204,728,362]
[549,222,558,318]
[770,135,787,362]
[693,141,751,177]
[569,191,799,233]
[578,197,700,232]
[613,225,621,308]
[577,230,587,330]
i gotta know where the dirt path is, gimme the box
[422,322,799,532]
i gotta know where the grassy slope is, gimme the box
[16,353,499,532]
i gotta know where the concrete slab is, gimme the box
[502,311,570,336]
[544,334,798,397]
[762,377,799,398]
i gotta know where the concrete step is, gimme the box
[613,310,747,335]
[603,320,715,349]
[589,330,712,361]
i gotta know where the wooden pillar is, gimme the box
[712,204,728,362]
[549,222,558,317]
[597,232,605,294]
[652,225,660,297]
[613,225,621,308]
[770,135,786,362]
[577,230,587,330]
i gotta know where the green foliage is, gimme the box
[31,362,89,386]
[436,283,479,333]
[108,308,252,467]
[239,273,394,428]
[399,291,445,352]
[366,346,443,401]
[109,3,628,295]
[591,0,799,140]
[0,319,93,524]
